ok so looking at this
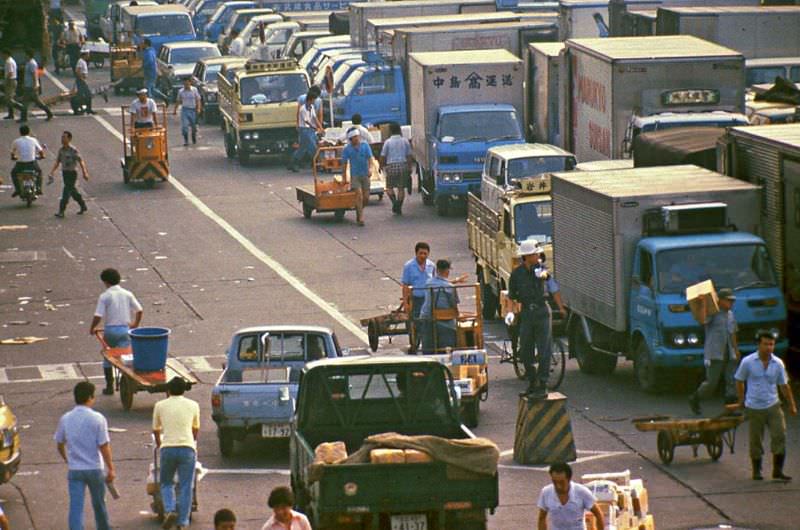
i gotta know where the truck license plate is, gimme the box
[390,514,427,530]
[261,423,291,438]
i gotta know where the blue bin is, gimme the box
[129,327,170,372]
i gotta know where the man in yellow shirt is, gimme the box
[153,378,200,530]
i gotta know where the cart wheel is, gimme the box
[657,431,675,465]
[435,196,449,216]
[224,133,236,159]
[367,320,380,352]
[302,202,313,219]
[151,497,165,521]
[119,376,134,411]
[509,325,527,380]
[333,209,345,222]
[378,193,384,201]
[706,434,724,461]
[463,399,480,428]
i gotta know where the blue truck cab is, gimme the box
[211,326,342,456]
[205,2,255,42]
[189,0,225,39]
[121,4,196,52]
[333,62,407,127]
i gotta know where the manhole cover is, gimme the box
[0,251,46,263]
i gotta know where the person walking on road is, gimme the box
[402,242,435,353]
[130,88,158,128]
[63,21,84,75]
[70,50,94,115]
[261,487,311,530]
[141,39,168,104]
[174,77,201,146]
[734,330,797,481]
[342,128,374,226]
[379,122,413,215]
[3,49,23,120]
[49,130,89,217]
[19,50,53,122]
[49,12,65,75]
[54,381,116,530]
[287,86,322,172]
[214,508,237,530]
[537,462,605,530]
[689,288,739,415]
[89,268,143,395]
[10,124,45,197]
[153,377,200,530]
[507,240,567,399]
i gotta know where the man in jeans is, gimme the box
[54,381,116,530]
[153,378,200,530]
[689,288,739,415]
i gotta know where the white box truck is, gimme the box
[408,49,526,215]
[608,0,760,37]
[559,0,610,39]
[563,35,748,162]
[526,41,565,146]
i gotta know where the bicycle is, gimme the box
[499,322,567,391]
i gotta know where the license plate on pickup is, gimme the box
[390,514,427,530]
[261,423,291,438]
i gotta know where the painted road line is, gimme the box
[497,449,629,473]
[90,113,370,345]
[201,468,290,476]
[180,356,219,373]
[0,369,7,384]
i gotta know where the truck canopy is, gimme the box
[633,126,725,170]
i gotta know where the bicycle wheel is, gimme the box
[546,339,567,391]
[509,324,527,380]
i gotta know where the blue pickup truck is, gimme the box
[211,326,342,456]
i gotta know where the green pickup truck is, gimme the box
[290,356,499,530]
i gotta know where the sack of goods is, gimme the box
[582,470,653,530]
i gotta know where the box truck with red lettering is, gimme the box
[563,35,748,162]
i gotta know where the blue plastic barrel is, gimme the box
[129,327,170,372]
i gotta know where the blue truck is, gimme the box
[211,326,342,456]
[408,49,526,215]
[552,165,788,392]
[204,1,255,42]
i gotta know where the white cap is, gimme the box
[347,128,360,140]
[137,88,148,95]
[516,239,544,257]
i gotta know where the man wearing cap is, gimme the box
[130,88,158,128]
[734,330,796,481]
[507,240,567,399]
[689,287,739,415]
[342,128,374,226]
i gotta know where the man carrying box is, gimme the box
[689,287,739,415]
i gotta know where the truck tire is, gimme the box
[218,428,235,457]
[479,276,498,320]
[224,132,236,159]
[238,148,250,166]
[436,196,449,216]
[570,322,617,375]
[634,341,663,393]
[462,399,480,428]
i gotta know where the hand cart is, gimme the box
[95,330,198,411]
[147,435,199,524]
[632,413,745,465]
[110,46,143,95]
[296,146,360,221]
[360,303,415,353]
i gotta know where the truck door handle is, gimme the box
[390,106,400,111]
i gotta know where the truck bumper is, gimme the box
[653,339,789,367]
[434,181,481,199]
[240,129,294,155]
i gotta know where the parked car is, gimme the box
[157,41,221,101]
[192,55,247,124]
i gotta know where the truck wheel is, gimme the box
[238,148,250,166]
[218,428,235,457]
[224,133,236,159]
[463,399,480,428]
[436,196,449,216]
[634,341,663,393]
[479,276,498,320]
[570,323,617,375]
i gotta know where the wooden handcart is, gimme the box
[633,413,745,465]
[296,146,359,221]
[95,331,198,411]
[110,46,143,95]
[360,304,414,353]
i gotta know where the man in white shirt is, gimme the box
[89,268,143,395]
[173,77,201,146]
[2,49,23,120]
[10,124,45,197]
[287,87,322,171]
[348,113,375,143]
[70,50,94,115]
[64,21,84,74]
[538,463,605,530]
[130,88,158,128]
[380,122,413,215]
[261,487,311,530]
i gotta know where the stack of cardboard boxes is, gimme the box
[582,470,654,530]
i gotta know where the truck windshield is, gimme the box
[747,66,787,86]
[514,201,552,245]
[171,46,220,65]
[439,111,521,142]
[656,244,776,294]
[137,14,193,36]
[240,73,308,104]
[507,157,571,185]
[203,64,223,82]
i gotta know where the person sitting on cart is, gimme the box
[130,88,158,129]
[419,259,460,354]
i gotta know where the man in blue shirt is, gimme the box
[420,259,460,354]
[734,330,797,481]
[402,242,434,352]
[54,381,116,530]
[341,128,374,226]
[140,39,168,104]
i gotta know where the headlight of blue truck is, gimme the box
[441,173,462,183]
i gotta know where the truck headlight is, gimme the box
[672,333,686,346]
[206,92,217,102]
[251,132,259,140]
[442,173,462,183]
[687,333,700,345]
[243,132,251,140]
[769,327,781,339]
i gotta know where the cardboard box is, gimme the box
[587,480,619,502]
[686,280,719,323]
[370,449,405,464]
[314,441,348,464]
[583,469,631,487]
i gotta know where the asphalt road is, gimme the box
[0,26,798,530]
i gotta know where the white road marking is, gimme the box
[180,356,217,373]
[90,113,370,345]
[497,449,629,473]
[202,468,290,476]
[39,364,78,380]
[62,246,76,261]
[0,369,7,384]
[44,69,69,92]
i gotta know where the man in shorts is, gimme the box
[341,128,374,226]
[379,122,412,215]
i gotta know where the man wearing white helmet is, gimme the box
[507,240,567,399]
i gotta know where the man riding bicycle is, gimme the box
[11,124,45,197]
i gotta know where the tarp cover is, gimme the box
[633,127,725,171]
[754,76,800,105]
[309,432,499,482]
[329,11,349,35]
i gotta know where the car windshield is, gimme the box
[747,66,786,86]
[240,73,308,105]
[138,14,193,36]
[507,156,571,184]
[204,63,223,82]
[656,244,777,294]
[514,201,552,245]
[171,46,220,65]
[439,111,521,142]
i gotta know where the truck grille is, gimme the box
[464,172,481,181]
